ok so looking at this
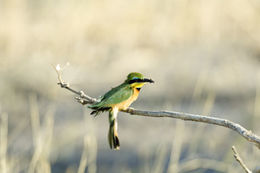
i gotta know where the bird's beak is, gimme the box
[142,78,154,83]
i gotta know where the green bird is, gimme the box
[88,72,154,150]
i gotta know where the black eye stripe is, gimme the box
[128,79,142,84]
[128,78,154,84]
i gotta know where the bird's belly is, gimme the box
[113,89,139,110]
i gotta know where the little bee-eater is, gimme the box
[88,72,154,150]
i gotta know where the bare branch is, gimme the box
[122,109,260,148]
[54,66,260,149]
[54,64,97,105]
[232,146,252,173]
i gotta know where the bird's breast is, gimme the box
[113,88,140,110]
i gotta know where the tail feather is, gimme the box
[108,110,120,150]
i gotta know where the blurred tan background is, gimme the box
[0,0,260,172]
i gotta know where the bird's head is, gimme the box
[125,72,154,89]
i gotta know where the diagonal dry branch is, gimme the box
[54,65,260,149]
[232,146,252,173]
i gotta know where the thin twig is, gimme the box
[232,146,252,173]
[54,65,260,149]
[53,64,97,104]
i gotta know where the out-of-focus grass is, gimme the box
[28,94,53,173]
[0,0,260,172]
[0,113,8,173]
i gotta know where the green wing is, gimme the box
[89,84,133,108]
